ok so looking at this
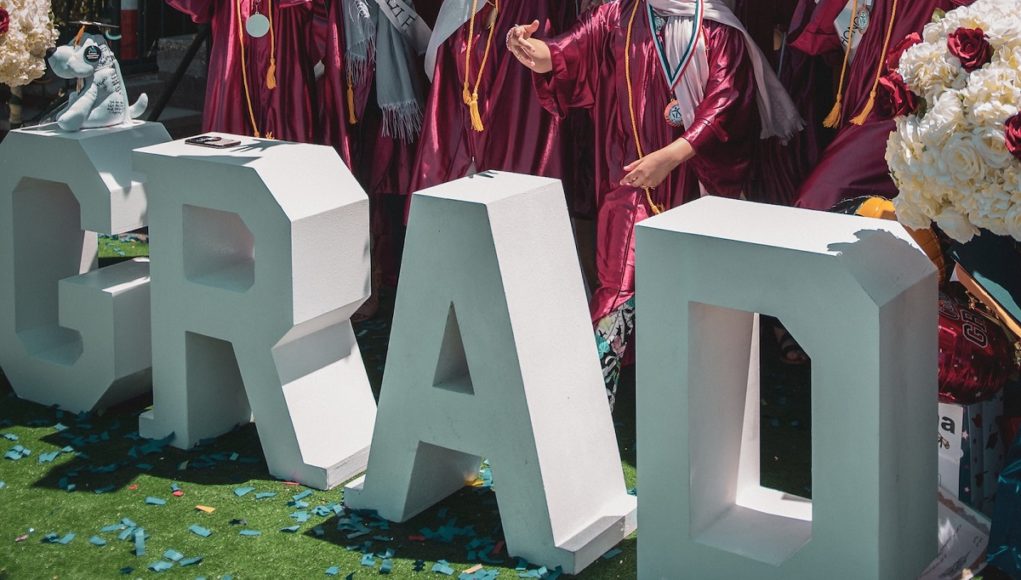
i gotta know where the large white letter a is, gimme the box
[345,173,636,575]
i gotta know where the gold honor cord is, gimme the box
[823,0,860,128]
[850,0,898,125]
[624,0,664,215]
[265,0,276,90]
[237,0,262,137]
[462,0,500,132]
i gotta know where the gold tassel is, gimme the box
[468,92,484,132]
[266,58,277,90]
[462,87,472,106]
[849,91,876,125]
[644,188,663,215]
[347,75,358,125]
[73,24,87,46]
[850,0,899,126]
[822,96,843,128]
[824,0,859,129]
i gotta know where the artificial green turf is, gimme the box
[0,379,637,579]
[98,235,149,260]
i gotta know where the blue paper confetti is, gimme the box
[0,481,6,489]
[188,524,212,538]
[89,535,107,546]
[57,533,76,545]
[163,549,184,562]
[2,433,17,441]
[148,561,173,572]
[360,554,375,567]
[118,527,136,542]
[179,556,203,567]
[145,496,167,506]
[432,560,455,575]
[134,528,146,555]
[254,492,277,500]
[380,559,393,574]
[239,530,262,537]
[279,525,301,533]
[100,524,122,533]
[234,486,255,497]
[293,489,313,501]
[290,511,310,523]
[325,565,340,576]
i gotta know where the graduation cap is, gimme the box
[69,20,122,44]
[952,234,1021,340]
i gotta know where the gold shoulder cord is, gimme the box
[462,0,500,132]
[624,0,663,215]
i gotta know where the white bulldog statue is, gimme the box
[47,35,148,132]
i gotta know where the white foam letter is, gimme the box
[345,172,636,575]
[133,135,376,489]
[635,197,937,579]
[0,123,169,411]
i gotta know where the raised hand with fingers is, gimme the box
[506,19,552,73]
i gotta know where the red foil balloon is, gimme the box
[939,286,1017,404]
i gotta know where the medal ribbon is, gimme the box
[647,0,703,91]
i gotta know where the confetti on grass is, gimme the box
[179,556,203,567]
[148,561,173,572]
[432,560,455,575]
[89,535,107,546]
[134,529,146,556]
[234,486,255,497]
[240,530,261,537]
[145,496,167,506]
[163,549,184,562]
[326,566,340,576]
[188,524,212,538]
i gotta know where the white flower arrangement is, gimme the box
[0,0,58,88]
[886,0,1021,243]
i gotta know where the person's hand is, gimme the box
[621,139,694,189]
[507,20,548,71]
[622,150,678,189]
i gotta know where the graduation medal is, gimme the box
[246,0,270,38]
[648,1,704,128]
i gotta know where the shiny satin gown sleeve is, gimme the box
[531,4,613,117]
[680,23,759,197]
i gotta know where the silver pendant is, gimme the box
[246,13,270,38]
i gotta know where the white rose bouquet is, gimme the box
[0,0,58,88]
[885,0,1021,243]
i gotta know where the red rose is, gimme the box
[947,27,993,72]
[1005,113,1021,162]
[876,71,919,119]
[886,32,922,72]
[0,7,10,36]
